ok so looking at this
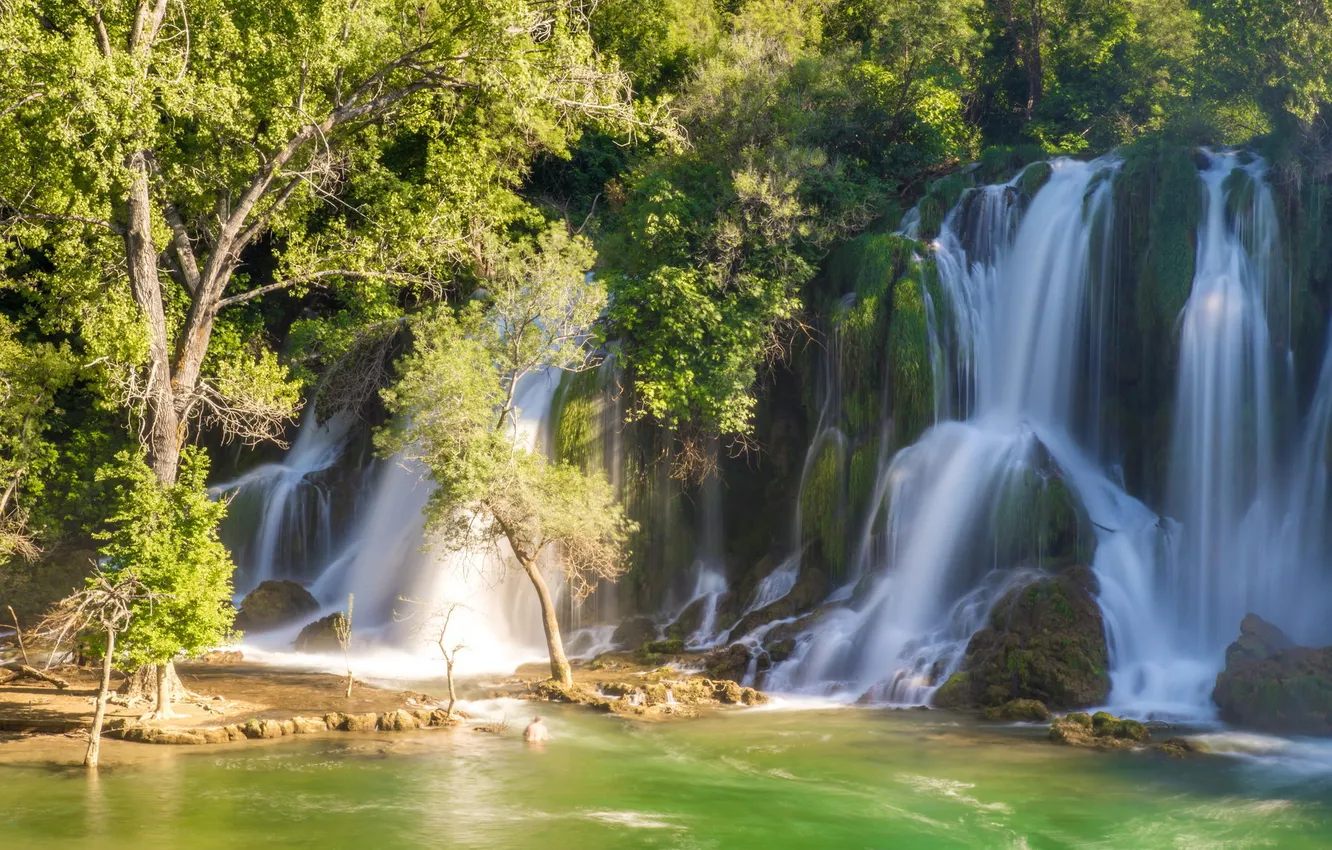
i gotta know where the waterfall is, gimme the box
[770,150,1332,716]
[225,372,567,677]
[214,412,355,592]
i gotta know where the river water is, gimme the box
[5,704,1332,849]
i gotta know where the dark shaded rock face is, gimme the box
[294,612,347,653]
[234,580,320,633]
[611,615,659,650]
[933,566,1109,710]
[1212,614,1332,735]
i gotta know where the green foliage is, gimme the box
[918,174,974,239]
[98,448,235,668]
[799,440,846,571]
[888,264,933,449]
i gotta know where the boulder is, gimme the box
[1212,614,1332,735]
[703,643,753,684]
[294,612,346,653]
[666,595,728,642]
[234,580,320,633]
[933,566,1109,710]
[611,616,658,650]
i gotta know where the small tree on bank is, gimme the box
[379,227,634,687]
[98,448,236,720]
[40,569,154,769]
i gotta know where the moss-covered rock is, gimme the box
[1018,161,1053,198]
[1049,710,1148,749]
[234,580,320,633]
[931,566,1109,710]
[724,565,829,641]
[1212,614,1332,735]
[294,612,346,653]
[704,643,754,683]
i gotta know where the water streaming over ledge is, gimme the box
[771,151,1332,717]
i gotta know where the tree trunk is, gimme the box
[521,558,573,687]
[85,628,115,769]
[118,661,189,718]
[123,151,181,486]
[445,655,457,718]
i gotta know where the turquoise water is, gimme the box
[4,705,1332,849]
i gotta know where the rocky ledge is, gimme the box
[526,675,767,718]
[107,706,462,746]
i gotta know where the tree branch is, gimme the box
[216,269,438,309]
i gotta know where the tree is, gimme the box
[38,568,154,769]
[379,226,634,687]
[97,447,235,719]
[0,0,651,487]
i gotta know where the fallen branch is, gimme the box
[0,663,71,689]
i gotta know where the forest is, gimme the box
[5,1,1332,846]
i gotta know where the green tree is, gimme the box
[0,317,78,558]
[379,226,633,687]
[0,0,647,489]
[97,447,235,719]
[602,0,977,461]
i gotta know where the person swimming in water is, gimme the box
[523,716,551,743]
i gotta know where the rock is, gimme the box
[1225,613,1294,667]
[343,713,380,732]
[292,716,328,734]
[724,566,829,642]
[1212,615,1332,735]
[233,580,320,633]
[198,650,244,664]
[293,613,346,653]
[199,727,232,744]
[379,709,419,731]
[933,566,1109,710]
[611,616,659,650]
[1156,737,1202,758]
[1049,711,1147,750]
[703,643,753,683]
[982,699,1050,722]
[323,712,347,730]
[666,595,724,642]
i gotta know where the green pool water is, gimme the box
[4,704,1332,849]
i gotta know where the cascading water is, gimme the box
[214,412,356,591]
[770,158,1121,702]
[772,149,1332,717]
[225,372,570,677]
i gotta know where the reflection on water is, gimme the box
[4,706,1332,849]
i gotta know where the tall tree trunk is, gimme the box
[445,653,457,719]
[123,151,181,486]
[521,558,573,687]
[119,662,188,719]
[84,628,115,769]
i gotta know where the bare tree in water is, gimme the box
[39,569,154,769]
